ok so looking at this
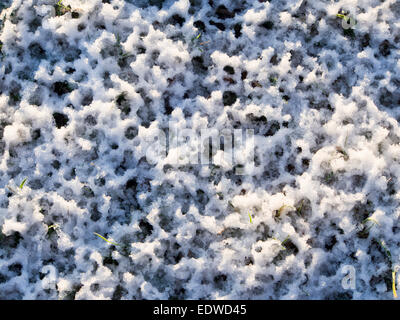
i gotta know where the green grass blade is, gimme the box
[191,33,201,42]
[393,270,397,299]
[379,239,392,261]
[362,217,380,226]
[19,178,27,189]
[281,236,290,246]
[94,232,120,246]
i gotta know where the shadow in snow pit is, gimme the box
[125,0,166,9]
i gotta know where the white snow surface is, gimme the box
[0,0,399,299]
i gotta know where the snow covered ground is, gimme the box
[0,0,399,299]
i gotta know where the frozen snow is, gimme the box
[0,0,399,300]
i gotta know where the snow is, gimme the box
[0,0,399,300]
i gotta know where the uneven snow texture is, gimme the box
[0,0,400,300]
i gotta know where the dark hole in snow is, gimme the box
[283,239,299,255]
[233,23,242,38]
[196,189,209,205]
[247,113,267,125]
[30,179,43,190]
[112,285,128,300]
[290,50,303,68]
[32,128,41,140]
[223,65,235,74]
[164,97,173,115]
[95,22,106,30]
[310,23,319,37]
[343,28,355,38]
[0,274,7,284]
[77,24,86,31]
[325,235,337,251]
[64,47,82,62]
[223,91,237,106]
[170,14,185,26]
[192,56,208,73]
[174,252,183,263]
[90,203,101,221]
[351,174,367,190]
[260,21,274,30]
[286,163,295,174]
[209,20,225,31]
[135,0,165,9]
[214,274,227,282]
[81,186,94,198]
[137,46,146,54]
[8,263,22,276]
[332,76,351,97]
[81,92,93,106]
[213,274,227,289]
[302,158,310,169]
[194,20,205,31]
[28,42,46,60]
[326,292,353,300]
[28,17,41,33]
[8,85,21,105]
[103,255,119,267]
[139,219,153,236]
[66,67,75,74]
[90,283,100,292]
[270,54,279,65]
[116,92,127,106]
[53,112,69,128]
[379,39,391,57]
[216,5,235,19]
[52,81,73,96]
[125,178,137,191]
[360,33,370,48]
[151,50,160,61]
[319,261,337,277]
[0,232,22,249]
[264,121,280,137]
[125,126,138,140]
[52,160,61,170]
[95,177,105,187]
[379,87,400,108]
[116,92,131,115]
[244,256,254,265]
[84,115,97,126]
[163,164,172,173]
